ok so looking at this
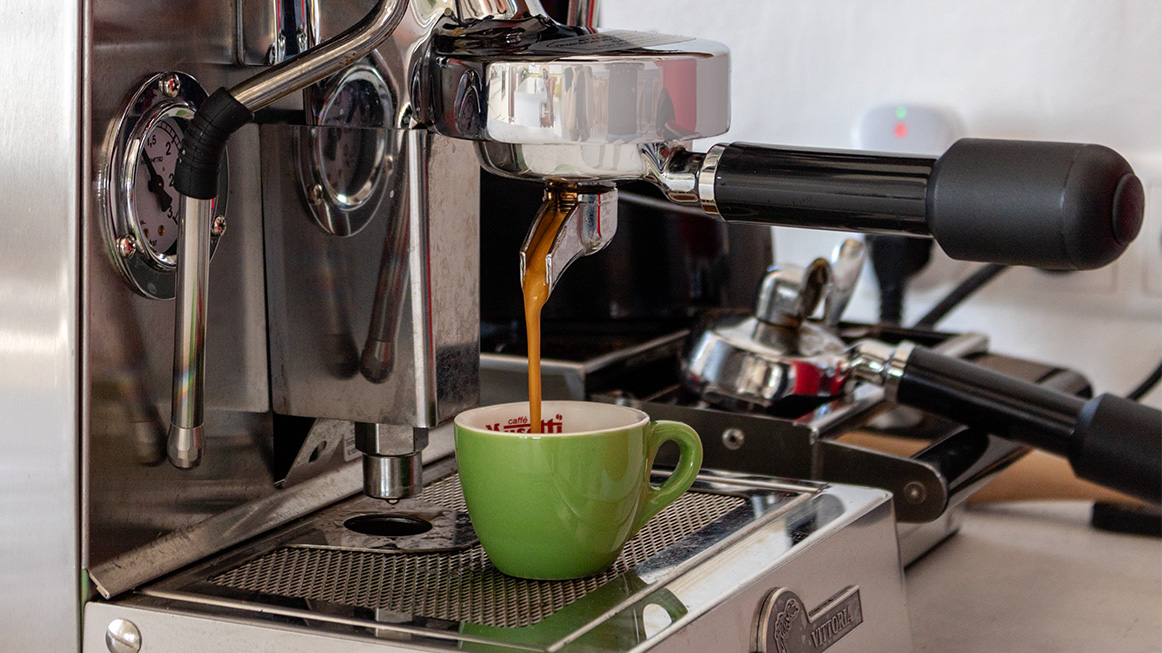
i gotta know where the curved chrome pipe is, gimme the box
[565,0,599,28]
[167,0,410,469]
[167,195,213,468]
[232,0,410,111]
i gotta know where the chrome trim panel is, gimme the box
[88,463,362,599]
[86,470,910,651]
[264,130,480,427]
[0,1,83,650]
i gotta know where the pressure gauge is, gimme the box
[102,71,228,299]
[300,60,395,236]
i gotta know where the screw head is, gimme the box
[309,184,324,206]
[903,481,927,504]
[115,236,137,258]
[211,215,227,237]
[721,427,745,451]
[159,74,181,98]
[268,33,287,65]
[105,618,142,653]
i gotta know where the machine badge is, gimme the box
[755,586,863,653]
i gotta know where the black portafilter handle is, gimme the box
[705,138,1145,270]
[852,342,1162,503]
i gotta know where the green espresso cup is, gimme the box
[454,400,703,580]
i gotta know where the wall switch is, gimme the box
[1144,184,1161,298]
[852,104,963,156]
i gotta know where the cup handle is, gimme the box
[633,421,704,533]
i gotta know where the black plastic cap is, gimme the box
[174,88,253,200]
[1070,394,1161,504]
[927,138,1145,270]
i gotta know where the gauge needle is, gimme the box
[140,149,173,213]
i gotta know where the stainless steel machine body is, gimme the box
[3,0,1147,651]
[1,0,744,650]
[80,466,912,652]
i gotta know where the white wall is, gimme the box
[605,0,1162,407]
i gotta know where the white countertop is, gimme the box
[906,501,1162,652]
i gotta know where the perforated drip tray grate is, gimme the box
[208,474,746,628]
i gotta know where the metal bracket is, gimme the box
[236,0,320,66]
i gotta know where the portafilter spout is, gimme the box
[166,0,411,469]
[519,186,618,301]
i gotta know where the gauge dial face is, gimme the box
[103,71,227,299]
[133,118,182,258]
[301,63,394,237]
[316,79,386,209]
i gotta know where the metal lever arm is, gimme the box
[851,341,1162,504]
[166,0,410,469]
[684,138,1145,271]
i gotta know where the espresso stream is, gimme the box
[522,204,570,434]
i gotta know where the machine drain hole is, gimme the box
[344,514,433,537]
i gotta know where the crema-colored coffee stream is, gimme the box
[522,204,570,434]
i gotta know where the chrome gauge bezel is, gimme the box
[102,71,228,299]
[300,61,394,237]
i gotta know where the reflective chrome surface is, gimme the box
[104,618,143,653]
[697,143,725,215]
[685,319,850,410]
[264,128,480,427]
[478,141,661,181]
[361,451,423,499]
[300,59,396,236]
[429,20,730,144]
[823,239,866,329]
[0,1,81,650]
[84,468,911,652]
[167,195,213,468]
[236,0,321,66]
[566,0,600,29]
[355,421,428,499]
[849,341,913,402]
[168,0,412,473]
[519,186,618,296]
[754,259,830,327]
[88,460,364,599]
[476,138,718,187]
[2,0,711,645]
[231,0,410,112]
[100,72,227,300]
[684,257,853,410]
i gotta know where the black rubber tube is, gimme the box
[1127,361,1162,402]
[173,89,254,200]
[896,346,1162,503]
[896,346,1084,457]
[1071,394,1161,503]
[912,263,1008,330]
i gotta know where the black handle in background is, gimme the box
[895,345,1161,503]
[709,138,1145,270]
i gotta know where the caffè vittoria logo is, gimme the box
[755,586,863,653]
[484,415,565,434]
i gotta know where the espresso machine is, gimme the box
[1,0,1156,652]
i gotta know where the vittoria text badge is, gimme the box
[755,586,863,653]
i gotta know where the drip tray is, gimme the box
[208,474,745,628]
[132,464,909,651]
